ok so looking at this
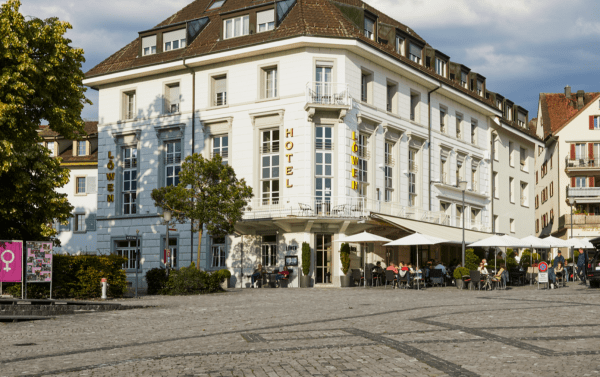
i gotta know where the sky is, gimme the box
[15,0,600,121]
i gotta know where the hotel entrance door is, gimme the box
[315,234,332,284]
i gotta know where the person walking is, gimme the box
[577,248,586,285]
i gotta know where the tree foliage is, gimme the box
[0,0,91,242]
[339,242,351,275]
[151,154,253,269]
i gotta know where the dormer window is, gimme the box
[164,29,186,51]
[497,99,502,110]
[224,15,249,39]
[77,140,87,156]
[395,35,404,55]
[518,111,527,127]
[435,58,446,76]
[257,10,275,32]
[460,71,468,88]
[142,35,157,56]
[477,80,483,96]
[409,43,422,64]
[364,16,375,40]
[208,0,225,10]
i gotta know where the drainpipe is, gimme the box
[491,130,495,233]
[184,59,196,267]
[428,83,442,211]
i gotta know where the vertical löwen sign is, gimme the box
[351,131,358,190]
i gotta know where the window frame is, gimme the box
[455,113,463,140]
[384,141,394,202]
[261,129,280,205]
[259,65,278,100]
[470,119,477,145]
[211,74,228,107]
[261,235,277,267]
[164,82,181,114]
[223,15,250,39]
[163,29,187,52]
[211,236,227,268]
[122,90,136,120]
[364,16,375,40]
[439,106,447,134]
[165,140,182,187]
[212,135,229,164]
[315,125,333,204]
[115,239,140,271]
[73,213,86,233]
[75,176,87,195]
[122,147,138,215]
[257,9,275,32]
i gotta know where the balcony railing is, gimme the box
[306,82,350,106]
[242,196,491,232]
[565,157,600,169]
[567,186,600,197]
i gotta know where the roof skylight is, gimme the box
[208,0,225,10]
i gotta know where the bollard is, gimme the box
[101,278,107,300]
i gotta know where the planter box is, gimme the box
[300,275,311,288]
[340,275,353,287]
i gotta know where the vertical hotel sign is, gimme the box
[107,151,115,202]
[351,131,358,190]
[285,128,293,188]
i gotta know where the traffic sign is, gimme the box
[539,262,548,273]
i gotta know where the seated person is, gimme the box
[477,262,489,275]
[372,261,384,282]
[550,262,564,288]
[553,251,565,268]
[492,265,506,286]
[251,264,264,288]
[275,268,290,282]
[399,263,409,277]
[386,262,398,273]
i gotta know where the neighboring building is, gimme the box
[534,86,600,246]
[38,122,99,253]
[83,0,539,287]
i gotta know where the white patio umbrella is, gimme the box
[385,233,450,289]
[468,234,525,277]
[520,235,550,286]
[336,231,392,287]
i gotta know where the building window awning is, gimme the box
[371,213,490,244]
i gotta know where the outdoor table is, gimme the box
[263,273,279,288]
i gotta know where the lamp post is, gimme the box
[458,181,468,267]
[567,197,576,281]
[164,210,172,269]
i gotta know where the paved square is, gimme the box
[1,284,600,376]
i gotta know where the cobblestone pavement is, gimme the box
[1,284,600,376]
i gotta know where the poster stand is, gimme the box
[0,240,24,299]
[25,242,53,299]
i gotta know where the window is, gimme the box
[314,64,332,104]
[575,143,586,159]
[76,177,86,194]
[395,35,404,55]
[471,208,480,228]
[123,91,136,120]
[536,219,539,233]
[576,176,587,187]
[535,195,539,209]
[477,80,483,96]
[163,237,178,267]
[510,218,515,233]
[439,107,447,133]
[408,149,417,206]
[471,165,478,192]
[364,16,375,40]
[261,235,277,267]
[493,172,498,198]
[261,129,280,205]
[212,135,229,164]
[77,140,86,156]
[262,67,277,99]
[470,119,477,144]
[593,116,600,130]
[460,71,468,88]
[550,182,554,197]
[223,15,249,39]
[165,83,180,113]
[165,141,181,186]
[163,29,186,51]
[357,133,368,197]
[386,82,396,113]
[384,142,393,202]
[509,141,514,167]
[455,113,462,139]
[409,43,422,64]
[47,141,55,157]
[410,91,420,122]
[212,75,227,106]
[509,177,514,203]
[142,35,157,56]
[211,237,226,267]
[361,71,372,103]
[518,111,527,127]
[494,215,499,232]
[497,99,503,111]
[520,147,527,171]
[123,147,137,215]
[257,9,275,32]
[506,106,513,121]
[74,214,85,232]
[315,126,333,206]
[456,205,464,225]
[208,0,225,9]
[435,58,446,76]
[520,182,528,206]
[116,240,139,270]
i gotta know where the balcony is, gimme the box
[559,213,600,229]
[305,82,350,107]
[565,157,600,171]
[567,186,600,198]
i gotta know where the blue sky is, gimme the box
[17,0,600,121]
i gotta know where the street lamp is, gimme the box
[458,180,468,267]
[164,210,172,269]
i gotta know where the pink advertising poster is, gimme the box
[26,242,53,283]
[0,240,23,283]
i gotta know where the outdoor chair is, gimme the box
[469,270,482,290]
[398,270,410,289]
[509,268,524,286]
[384,270,397,289]
[298,203,312,216]
[429,269,445,287]
[371,270,382,287]
[555,270,565,287]
[351,269,363,287]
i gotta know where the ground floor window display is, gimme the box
[211,237,226,267]
[261,235,277,267]
[315,234,332,284]
[116,240,139,270]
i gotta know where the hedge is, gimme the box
[145,264,230,295]
[3,254,128,299]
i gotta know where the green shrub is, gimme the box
[3,254,127,299]
[522,250,540,263]
[302,242,311,276]
[339,242,351,275]
[465,248,480,271]
[145,267,168,295]
[453,267,470,280]
[214,269,231,281]
[574,250,580,260]
[160,265,222,295]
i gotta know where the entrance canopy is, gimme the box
[372,213,490,244]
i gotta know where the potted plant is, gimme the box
[217,269,231,289]
[339,242,352,287]
[453,267,470,289]
[300,242,311,288]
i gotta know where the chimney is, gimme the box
[565,85,571,98]
[577,90,585,110]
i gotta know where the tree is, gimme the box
[151,154,253,269]
[0,0,90,242]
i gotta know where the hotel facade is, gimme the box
[83,0,540,287]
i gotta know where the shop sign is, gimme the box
[285,128,293,188]
[107,151,115,202]
[351,131,358,190]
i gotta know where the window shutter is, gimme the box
[86,176,97,194]
[570,144,575,159]
[257,9,275,25]
[590,176,595,187]
[590,116,595,130]
[590,143,594,160]
[571,177,576,187]
[85,214,96,232]
[170,85,180,105]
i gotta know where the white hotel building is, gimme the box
[83,0,540,287]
